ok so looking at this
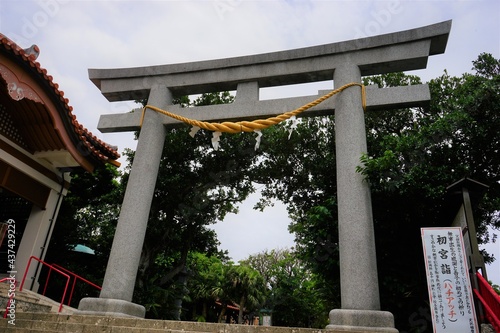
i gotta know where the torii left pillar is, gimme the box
[79,85,171,317]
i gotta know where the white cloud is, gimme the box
[209,190,294,263]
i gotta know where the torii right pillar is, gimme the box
[328,26,451,331]
[328,63,395,332]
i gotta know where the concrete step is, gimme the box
[1,312,211,333]
[0,281,76,315]
[0,311,495,333]
[1,311,420,333]
[0,312,333,333]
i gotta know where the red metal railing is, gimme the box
[20,256,70,313]
[473,272,500,332]
[19,256,102,311]
[1,277,16,318]
[50,263,101,306]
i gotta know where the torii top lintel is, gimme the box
[90,20,451,102]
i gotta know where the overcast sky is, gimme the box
[1,0,499,283]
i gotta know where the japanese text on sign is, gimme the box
[421,227,478,333]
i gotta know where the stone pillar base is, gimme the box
[326,309,399,333]
[77,297,146,318]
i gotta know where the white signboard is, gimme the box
[421,227,479,333]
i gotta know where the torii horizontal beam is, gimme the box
[89,20,450,102]
[97,84,430,133]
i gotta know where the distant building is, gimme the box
[0,34,120,289]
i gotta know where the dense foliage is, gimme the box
[243,249,329,327]
[43,164,121,306]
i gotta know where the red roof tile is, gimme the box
[0,33,120,169]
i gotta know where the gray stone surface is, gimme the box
[3,311,401,333]
[333,64,380,311]
[77,86,171,316]
[100,85,170,301]
[0,295,51,313]
[97,84,431,133]
[77,297,146,318]
[327,309,398,332]
[89,20,450,101]
[481,324,495,333]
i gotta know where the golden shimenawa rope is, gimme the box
[140,82,366,134]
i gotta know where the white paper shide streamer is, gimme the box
[212,131,222,150]
[189,126,201,138]
[254,130,262,150]
[288,115,298,139]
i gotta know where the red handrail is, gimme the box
[20,256,70,313]
[1,277,16,319]
[51,263,101,306]
[474,272,500,332]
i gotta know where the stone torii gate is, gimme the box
[78,21,451,332]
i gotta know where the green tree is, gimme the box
[253,115,342,308]
[186,252,227,322]
[490,281,500,296]
[226,263,266,324]
[213,261,236,323]
[50,164,122,259]
[45,163,122,306]
[244,249,329,328]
